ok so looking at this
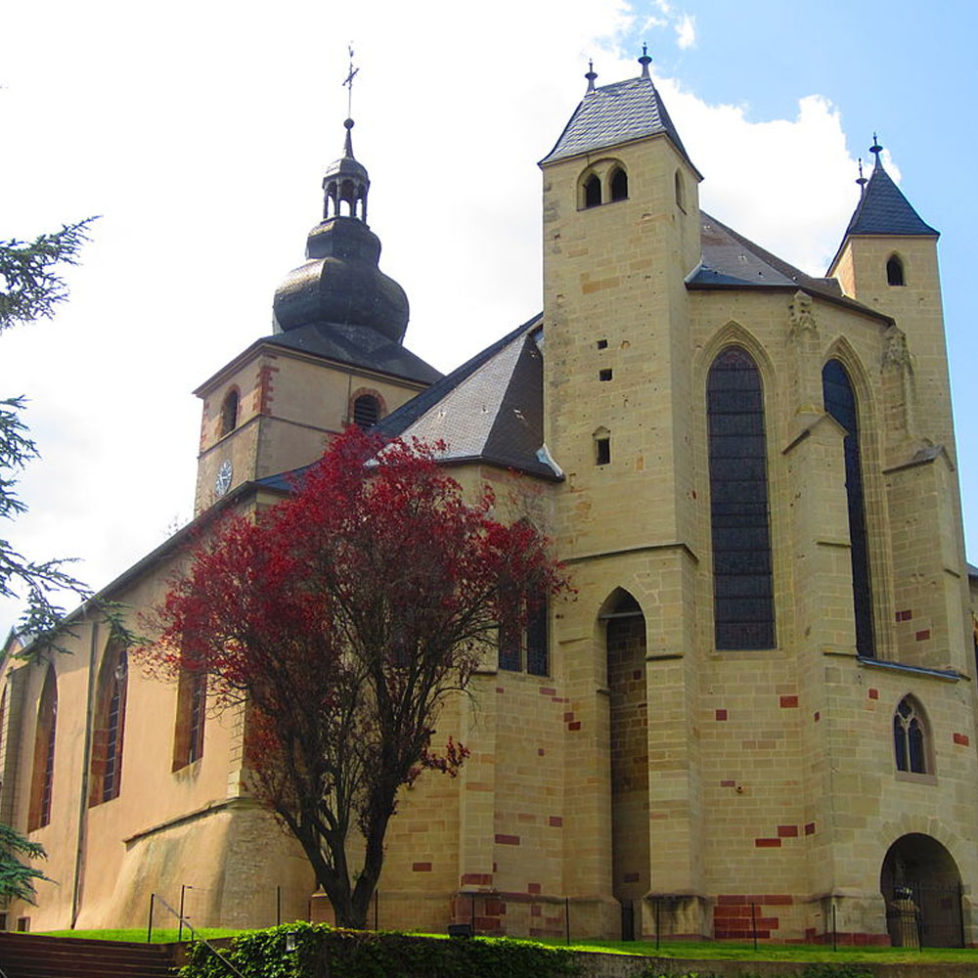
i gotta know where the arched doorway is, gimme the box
[880,834,964,947]
[601,589,648,939]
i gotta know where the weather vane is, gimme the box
[343,44,359,119]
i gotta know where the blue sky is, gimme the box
[2,0,976,632]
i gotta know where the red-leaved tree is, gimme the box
[145,428,567,928]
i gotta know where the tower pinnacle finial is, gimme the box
[639,43,652,79]
[870,132,883,165]
[343,44,359,120]
[856,158,867,197]
[585,59,598,93]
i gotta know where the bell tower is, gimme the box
[193,105,438,515]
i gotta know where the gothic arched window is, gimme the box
[822,359,874,657]
[707,347,775,650]
[28,665,57,831]
[893,695,929,774]
[89,640,128,805]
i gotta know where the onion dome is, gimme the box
[273,118,409,344]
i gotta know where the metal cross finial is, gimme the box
[343,44,359,118]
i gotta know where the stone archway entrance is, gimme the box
[880,834,964,947]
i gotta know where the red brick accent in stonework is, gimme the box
[412,862,432,872]
[527,883,541,894]
[777,825,798,838]
[496,686,504,694]
[916,629,931,641]
[720,779,736,787]
[494,834,520,846]
[896,609,913,621]
[563,712,574,722]
[755,838,781,848]
[813,711,820,722]
[715,709,728,721]
[460,873,492,886]
[804,822,816,835]
[568,721,582,731]
[548,815,563,827]
[258,364,279,415]
[868,688,879,700]
[954,732,970,746]
[540,687,557,697]
[537,748,546,756]
[779,695,798,708]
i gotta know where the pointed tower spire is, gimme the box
[870,132,883,165]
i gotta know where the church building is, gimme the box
[3,53,977,946]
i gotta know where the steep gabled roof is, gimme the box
[540,75,698,174]
[376,314,562,480]
[842,160,938,239]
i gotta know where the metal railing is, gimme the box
[148,892,248,978]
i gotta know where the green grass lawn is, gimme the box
[34,928,978,965]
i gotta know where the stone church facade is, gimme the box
[3,55,977,945]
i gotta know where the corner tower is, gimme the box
[192,116,439,514]
[828,138,949,451]
[539,52,706,937]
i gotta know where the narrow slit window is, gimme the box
[599,369,613,381]
[596,437,611,466]
[219,389,239,437]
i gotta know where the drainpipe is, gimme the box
[70,613,98,928]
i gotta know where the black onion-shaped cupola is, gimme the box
[273,117,409,343]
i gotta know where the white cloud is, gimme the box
[675,13,697,49]
[0,0,877,631]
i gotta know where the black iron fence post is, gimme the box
[147,893,155,944]
[565,897,570,944]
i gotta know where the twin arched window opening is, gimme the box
[707,347,775,650]
[894,695,928,774]
[581,165,628,209]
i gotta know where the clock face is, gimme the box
[215,459,233,497]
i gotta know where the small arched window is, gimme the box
[353,394,381,428]
[610,167,628,202]
[584,174,602,209]
[674,170,686,211]
[894,696,928,774]
[886,255,905,286]
[707,347,775,650]
[28,665,58,831]
[219,389,239,437]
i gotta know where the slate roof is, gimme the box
[842,161,938,238]
[375,314,562,480]
[690,213,844,298]
[264,321,442,385]
[541,75,697,174]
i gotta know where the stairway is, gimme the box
[0,932,180,978]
